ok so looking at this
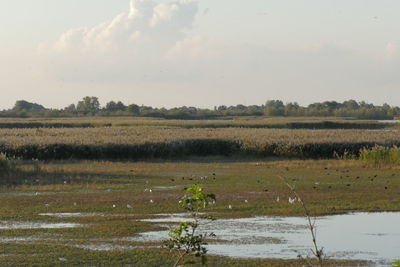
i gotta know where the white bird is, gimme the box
[276,196,280,202]
[112,204,116,208]
[149,189,152,193]
[244,200,248,203]
[228,205,232,209]
[127,204,133,209]
[73,202,77,206]
[289,197,297,204]
[59,258,68,262]
[314,182,320,185]
[150,199,154,203]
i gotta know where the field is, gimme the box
[0,116,397,129]
[1,125,400,160]
[0,117,399,266]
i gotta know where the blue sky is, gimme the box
[1,0,400,109]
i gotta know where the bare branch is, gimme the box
[277,175,324,267]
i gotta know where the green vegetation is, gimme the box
[2,97,400,120]
[360,146,400,165]
[1,126,400,160]
[0,153,16,174]
[0,159,390,266]
[0,116,397,266]
[0,115,397,129]
[164,186,216,266]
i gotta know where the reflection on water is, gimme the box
[137,212,400,264]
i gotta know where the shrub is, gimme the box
[0,153,15,174]
[164,186,216,266]
[360,146,400,165]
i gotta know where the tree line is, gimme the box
[1,97,399,120]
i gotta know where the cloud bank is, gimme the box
[41,0,209,82]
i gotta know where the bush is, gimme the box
[0,154,17,178]
[360,146,400,165]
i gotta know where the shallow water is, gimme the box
[73,244,136,251]
[39,212,101,218]
[0,221,82,229]
[378,120,400,123]
[136,212,400,264]
[151,186,181,191]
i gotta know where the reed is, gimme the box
[360,146,400,165]
[1,127,400,160]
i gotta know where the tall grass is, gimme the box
[0,153,16,174]
[1,127,400,160]
[360,146,400,165]
[0,116,395,129]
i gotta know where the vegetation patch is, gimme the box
[2,126,400,160]
[359,145,400,166]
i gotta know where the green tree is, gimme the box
[265,100,284,116]
[105,101,126,112]
[127,104,140,115]
[77,96,100,115]
[13,100,46,112]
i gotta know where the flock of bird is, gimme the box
[40,167,393,211]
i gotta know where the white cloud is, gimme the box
[34,0,400,108]
[40,0,200,82]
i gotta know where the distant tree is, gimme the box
[127,104,140,115]
[284,102,301,116]
[13,100,46,112]
[64,104,76,111]
[265,100,284,116]
[77,96,100,115]
[343,100,359,110]
[105,101,126,112]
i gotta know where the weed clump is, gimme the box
[360,146,400,165]
[164,186,216,266]
[0,153,16,175]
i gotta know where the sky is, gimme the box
[1,0,400,109]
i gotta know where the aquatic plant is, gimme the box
[163,186,216,267]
